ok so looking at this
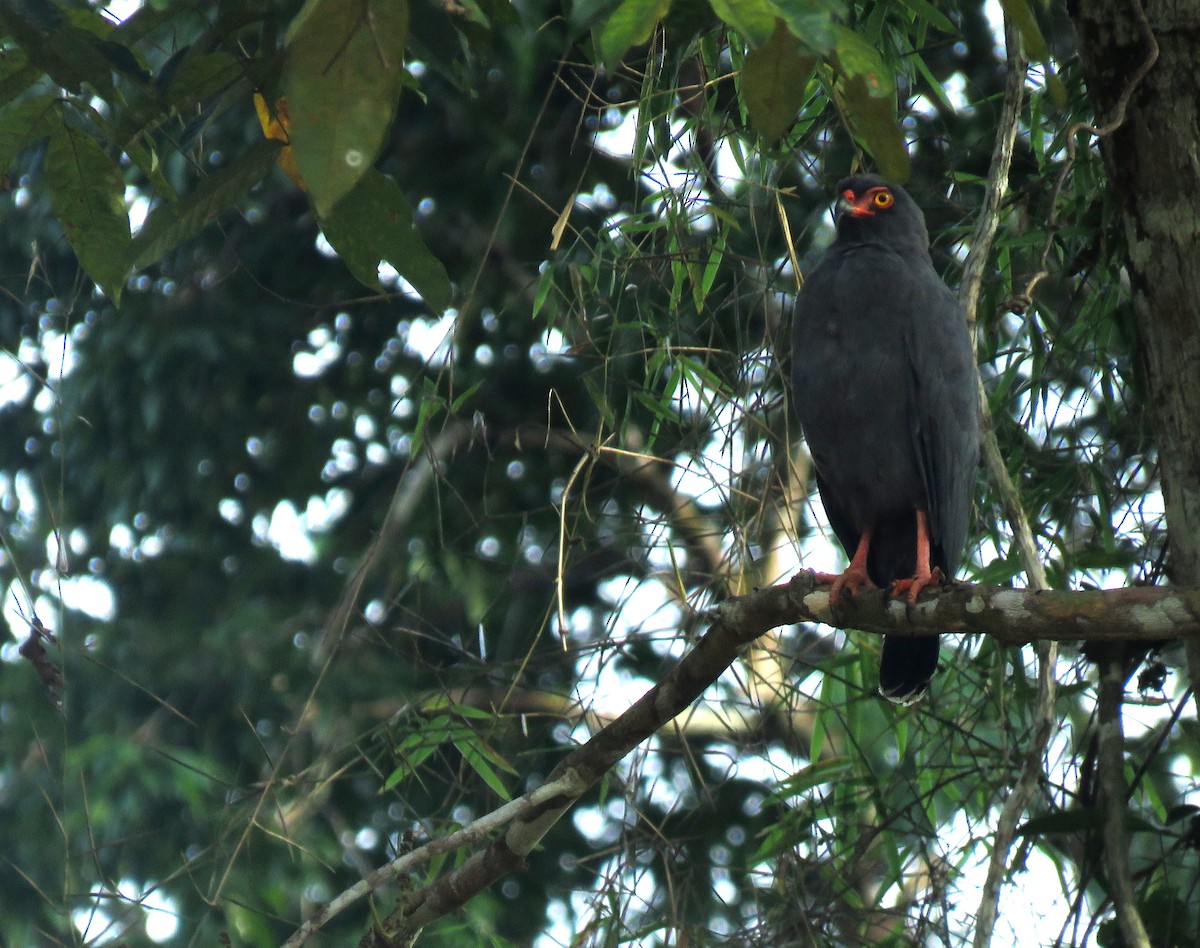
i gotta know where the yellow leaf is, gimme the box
[253,92,306,190]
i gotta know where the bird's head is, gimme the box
[832,173,929,255]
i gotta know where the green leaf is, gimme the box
[319,169,453,312]
[419,697,495,721]
[0,47,39,107]
[742,20,814,142]
[597,0,671,67]
[532,264,556,318]
[711,0,776,48]
[169,50,245,102]
[382,715,458,790]
[450,380,483,414]
[46,125,130,302]
[453,737,514,800]
[0,95,61,173]
[1045,68,1067,110]
[894,715,908,759]
[0,8,117,97]
[120,137,175,205]
[833,26,895,99]
[998,0,1050,62]
[117,50,247,150]
[410,378,442,456]
[898,0,956,34]
[832,30,908,182]
[767,757,853,800]
[283,0,410,216]
[128,139,283,271]
[840,72,910,182]
[767,0,837,52]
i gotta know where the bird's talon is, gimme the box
[828,565,874,607]
[890,566,945,604]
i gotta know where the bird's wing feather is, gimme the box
[903,275,979,575]
[813,468,860,559]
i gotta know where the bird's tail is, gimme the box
[878,635,939,704]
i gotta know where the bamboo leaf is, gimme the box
[453,737,513,800]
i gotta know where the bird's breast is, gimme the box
[792,258,928,525]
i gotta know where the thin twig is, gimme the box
[959,17,1045,594]
[963,19,1057,948]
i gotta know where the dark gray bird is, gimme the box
[791,173,979,702]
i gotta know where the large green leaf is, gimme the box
[319,168,453,312]
[0,47,39,107]
[0,95,61,172]
[998,0,1050,62]
[46,125,130,302]
[769,0,837,52]
[833,27,909,182]
[0,8,116,96]
[711,0,776,47]
[833,26,895,99]
[840,72,910,182]
[596,0,672,67]
[742,20,815,142]
[116,50,247,150]
[127,139,283,271]
[282,0,410,216]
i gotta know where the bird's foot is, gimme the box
[889,566,945,604]
[812,564,875,607]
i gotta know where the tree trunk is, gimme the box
[1072,1,1200,659]
[1072,3,1200,942]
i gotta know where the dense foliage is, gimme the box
[0,0,1193,945]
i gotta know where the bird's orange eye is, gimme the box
[872,189,894,208]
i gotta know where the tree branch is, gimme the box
[1096,654,1151,946]
[283,771,588,947]
[336,573,1200,945]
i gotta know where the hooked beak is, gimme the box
[835,191,872,222]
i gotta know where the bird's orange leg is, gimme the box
[812,528,875,606]
[889,510,944,603]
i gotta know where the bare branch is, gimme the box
[345,572,1199,945]
[786,575,1200,643]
